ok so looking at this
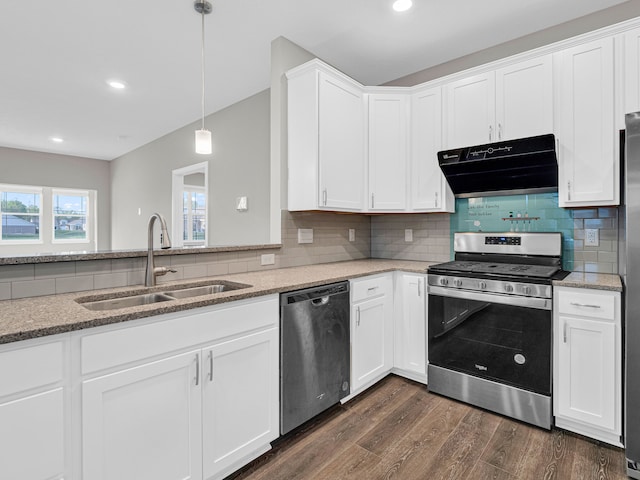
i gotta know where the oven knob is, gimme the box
[479,281,487,290]
[523,286,531,295]
[453,279,462,287]
[504,284,514,293]
[439,277,449,286]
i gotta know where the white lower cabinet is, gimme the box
[82,350,203,480]
[393,272,427,383]
[202,329,278,479]
[0,338,67,480]
[553,286,622,446]
[350,274,394,393]
[81,295,279,480]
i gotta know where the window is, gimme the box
[182,187,206,245]
[0,186,42,243]
[172,162,208,248]
[52,189,89,243]
[0,183,96,252]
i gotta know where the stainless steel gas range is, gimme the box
[427,232,568,429]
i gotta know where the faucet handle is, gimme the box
[154,266,177,277]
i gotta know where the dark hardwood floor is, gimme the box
[229,375,628,480]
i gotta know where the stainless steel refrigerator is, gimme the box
[623,112,640,479]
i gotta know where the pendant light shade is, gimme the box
[194,1,212,155]
[195,128,212,154]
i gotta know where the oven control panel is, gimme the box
[427,275,552,299]
[485,236,521,246]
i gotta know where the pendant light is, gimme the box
[194,1,212,154]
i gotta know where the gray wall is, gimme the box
[0,146,111,252]
[387,0,640,86]
[110,89,271,250]
[270,36,317,242]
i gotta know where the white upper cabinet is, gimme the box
[287,61,365,212]
[410,86,454,212]
[555,37,617,207]
[445,55,553,148]
[445,72,496,148]
[495,55,554,141]
[624,27,640,115]
[368,93,408,211]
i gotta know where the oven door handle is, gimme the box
[427,286,552,311]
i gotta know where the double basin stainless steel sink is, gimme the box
[76,281,250,311]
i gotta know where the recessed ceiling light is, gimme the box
[50,137,64,143]
[392,0,413,12]
[108,80,126,89]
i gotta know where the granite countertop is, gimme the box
[1,259,624,345]
[0,259,432,345]
[553,272,623,292]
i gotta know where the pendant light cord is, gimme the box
[200,8,206,130]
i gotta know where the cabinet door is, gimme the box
[318,71,365,210]
[624,27,640,114]
[0,389,65,480]
[556,38,617,206]
[556,315,616,431]
[410,87,454,212]
[368,93,408,211]
[496,55,553,140]
[445,72,496,148]
[352,295,393,391]
[82,350,202,480]
[394,274,426,376]
[202,328,279,480]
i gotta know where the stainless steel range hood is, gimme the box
[438,134,557,198]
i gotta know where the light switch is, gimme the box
[405,229,413,242]
[349,229,355,242]
[236,196,248,211]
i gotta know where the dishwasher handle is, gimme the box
[311,296,330,306]
[280,281,349,306]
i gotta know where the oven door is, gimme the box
[428,285,552,395]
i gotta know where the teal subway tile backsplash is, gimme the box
[450,193,575,270]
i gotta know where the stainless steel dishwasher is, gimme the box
[280,281,350,435]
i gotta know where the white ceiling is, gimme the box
[0,0,629,161]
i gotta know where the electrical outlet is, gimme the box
[405,229,413,242]
[349,229,355,242]
[260,254,275,266]
[585,229,599,247]
[298,228,313,244]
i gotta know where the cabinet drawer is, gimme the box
[556,288,616,320]
[351,274,392,303]
[81,295,279,375]
[0,341,64,397]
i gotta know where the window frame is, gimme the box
[0,184,43,245]
[51,188,92,245]
[0,183,97,252]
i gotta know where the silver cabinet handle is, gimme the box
[434,191,438,208]
[322,188,327,206]
[567,181,571,201]
[371,193,375,209]
[418,278,422,297]
[357,306,361,326]
[208,350,214,382]
[489,125,493,141]
[570,302,602,309]
[498,123,502,140]
[563,322,568,343]
[194,353,200,386]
